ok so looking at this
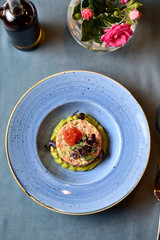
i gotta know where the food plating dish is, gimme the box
[5,71,150,215]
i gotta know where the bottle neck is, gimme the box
[7,0,23,16]
[0,2,23,22]
[11,5,24,16]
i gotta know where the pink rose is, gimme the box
[100,23,134,47]
[130,10,142,20]
[81,8,93,21]
[121,0,128,4]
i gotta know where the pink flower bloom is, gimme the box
[81,8,93,21]
[121,0,128,4]
[100,23,134,47]
[130,9,142,20]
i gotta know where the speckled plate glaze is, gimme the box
[5,71,150,215]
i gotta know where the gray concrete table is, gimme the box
[0,0,159,239]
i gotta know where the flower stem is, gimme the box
[114,0,120,8]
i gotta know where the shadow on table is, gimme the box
[38,23,67,47]
[128,2,160,54]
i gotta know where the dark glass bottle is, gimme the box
[0,0,41,51]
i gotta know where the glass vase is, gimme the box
[67,0,137,52]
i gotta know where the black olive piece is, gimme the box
[86,138,94,145]
[74,149,79,153]
[91,134,96,139]
[77,148,83,155]
[44,140,56,150]
[80,149,88,157]
[78,113,85,120]
[92,138,96,143]
[70,152,77,159]
[84,145,92,153]
[49,140,56,148]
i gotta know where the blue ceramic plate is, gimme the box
[5,71,150,215]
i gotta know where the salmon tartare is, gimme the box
[46,112,108,171]
[56,119,102,167]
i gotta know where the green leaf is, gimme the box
[81,19,99,42]
[92,0,99,9]
[93,28,104,44]
[126,6,135,11]
[119,5,127,11]
[88,0,94,11]
[73,13,82,20]
[100,13,121,24]
[70,146,76,151]
[125,19,133,25]
[93,0,106,16]
[91,148,97,153]
[72,3,81,20]
[98,14,108,26]
[79,142,86,146]
[82,0,89,8]
[84,155,94,161]
[107,16,121,23]
[133,2,142,9]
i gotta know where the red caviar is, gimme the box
[63,126,82,146]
